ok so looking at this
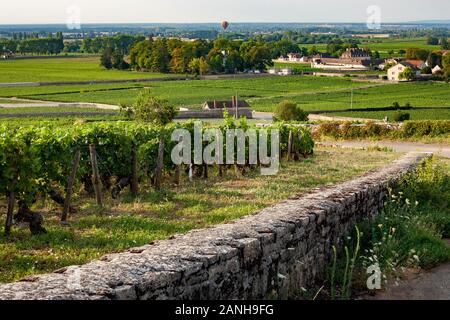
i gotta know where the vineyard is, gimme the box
[0,120,314,237]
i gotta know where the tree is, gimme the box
[240,41,273,71]
[443,54,450,68]
[112,51,129,70]
[271,39,300,58]
[132,90,177,125]
[443,54,450,82]
[274,101,309,122]
[444,68,450,82]
[308,46,318,56]
[148,38,170,73]
[129,39,152,70]
[100,46,113,69]
[406,48,430,61]
[399,67,417,81]
[427,52,442,68]
[421,66,432,74]
[207,48,224,73]
[440,38,449,50]
[426,36,439,45]
[224,49,244,73]
[188,57,209,76]
[170,47,188,74]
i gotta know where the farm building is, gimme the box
[268,67,293,76]
[432,65,443,74]
[277,53,310,63]
[405,59,427,70]
[387,63,421,81]
[201,98,252,119]
[203,99,250,110]
[311,48,372,70]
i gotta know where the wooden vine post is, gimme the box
[131,143,139,196]
[61,148,81,222]
[174,165,181,186]
[4,175,18,237]
[89,144,103,207]
[154,138,165,190]
[286,130,294,161]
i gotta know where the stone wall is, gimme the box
[175,108,253,120]
[0,153,429,300]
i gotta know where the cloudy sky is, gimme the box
[0,0,449,24]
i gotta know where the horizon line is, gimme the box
[1,20,450,27]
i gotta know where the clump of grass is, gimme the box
[327,157,450,299]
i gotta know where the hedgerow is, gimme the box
[316,120,450,140]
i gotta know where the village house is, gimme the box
[277,53,310,63]
[378,58,400,70]
[268,67,293,76]
[432,65,443,74]
[311,48,372,70]
[387,62,421,81]
[405,59,427,70]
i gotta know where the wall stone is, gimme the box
[0,153,429,300]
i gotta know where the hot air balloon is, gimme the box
[221,21,230,31]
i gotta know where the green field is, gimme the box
[0,82,149,98]
[358,37,441,53]
[1,76,366,109]
[0,57,174,83]
[299,37,441,57]
[0,98,28,104]
[326,108,450,121]
[0,107,116,115]
[273,62,320,72]
[250,82,450,112]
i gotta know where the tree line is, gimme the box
[0,35,64,55]
[0,34,144,56]
[110,37,276,74]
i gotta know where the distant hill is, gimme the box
[407,20,450,24]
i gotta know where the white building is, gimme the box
[268,68,293,76]
[387,63,421,81]
[432,65,443,74]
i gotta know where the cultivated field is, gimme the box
[0,76,365,108]
[0,55,449,120]
[299,37,441,57]
[251,81,450,113]
[0,56,174,83]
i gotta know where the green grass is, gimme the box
[358,37,441,54]
[0,82,149,98]
[0,56,175,83]
[273,62,321,72]
[0,98,30,104]
[0,147,399,283]
[251,82,450,112]
[299,37,441,57]
[325,109,450,121]
[322,157,450,300]
[3,76,366,109]
[0,107,116,115]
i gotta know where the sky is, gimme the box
[0,0,449,24]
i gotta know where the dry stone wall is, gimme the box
[0,153,429,300]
